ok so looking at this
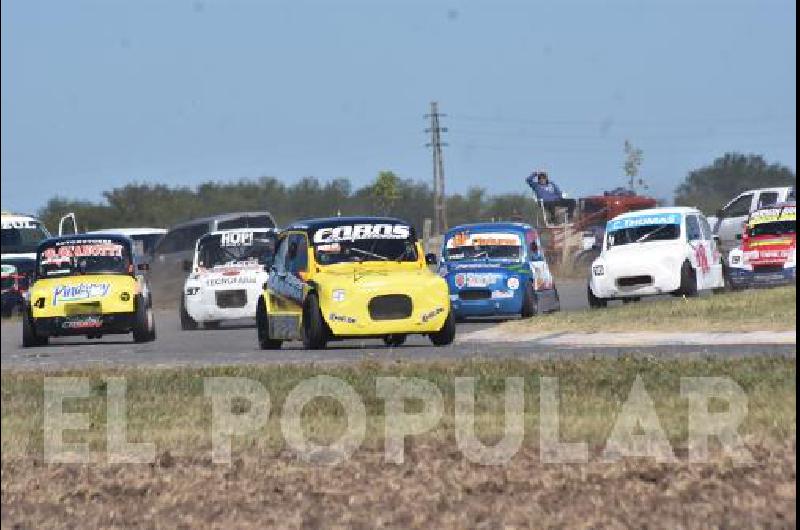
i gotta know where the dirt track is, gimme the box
[2,440,795,529]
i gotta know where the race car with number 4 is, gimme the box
[588,207,724,307]
[180,228,278,329]
[22,234,156,346]
[256,217,455,349]
[727,203,796,289]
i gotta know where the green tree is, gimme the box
[674,153,796,213]
[370,171,402,214]
[623,140,644,192]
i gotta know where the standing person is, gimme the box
[525,171,576,222]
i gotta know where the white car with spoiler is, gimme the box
[180,228,278,329]
[588,207,724,307]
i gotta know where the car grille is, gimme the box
[368,294,413,320]
[753,265,784,274]
[216,289,247,309]
[616,275,653,287]
[459,290,492,301]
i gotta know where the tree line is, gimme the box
[37,152,795,233]
[37,175,533,234]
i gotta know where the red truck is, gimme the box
[538,187,658,267]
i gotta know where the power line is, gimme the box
[425,101,448,235]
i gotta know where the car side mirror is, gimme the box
[425,253,438,266]
[137,263,149,272]
[182,260,193,273]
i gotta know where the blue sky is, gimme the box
[2,0,796,214]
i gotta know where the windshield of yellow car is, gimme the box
[443,231,523,261]
[312,223,418,264]
[197,231,276,269]
[37,239,132,278]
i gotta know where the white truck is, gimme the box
[709,186,795,258]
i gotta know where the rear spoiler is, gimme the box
[58,213,78,236]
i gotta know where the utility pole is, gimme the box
[425,102,447,235]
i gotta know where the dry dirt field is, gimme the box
[2,440,796,529]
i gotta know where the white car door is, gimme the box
[698,215,724,289]
[686,215,713,289]
[715,193,753,256]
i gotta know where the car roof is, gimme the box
[286,216,414,233]
[169,211,276,230]
[203,227,278,237]
[87,228,167,236]
[1,213,40,222]
[611,206,700,221]
[37,233,133,248]
[445,222,533,234]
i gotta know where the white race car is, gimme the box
[588,207,724,307]
[180,228,278,329]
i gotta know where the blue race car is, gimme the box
[439,222,560,319]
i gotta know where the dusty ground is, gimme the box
[2,440,795,529]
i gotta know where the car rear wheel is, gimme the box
[521,282,539,318]
[22,309,48,347]
[180,296,198,331]
[133,295,156,343]
[302,293,329,350]
[587,285,608,309]
[383,334,407,347]
[256,298,282,350]
[675,261,698,297]
[429,309,456,346]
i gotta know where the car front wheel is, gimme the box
[302,293,329,350]
[587,285,608,309]
[256,298,282,350]
[22,309,48,347]
[429,309,456,346]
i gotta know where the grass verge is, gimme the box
[2,357,795,458]
[501,284,797,333]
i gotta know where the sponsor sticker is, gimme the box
[313,224,411,244]
[607,214,681,232]
[329,313,357,324]
[52,283,111,306]
[454,272,502,288]
[421,307,444,323]
[446,232,522,249]
[491,290,514,299]
[1,219,36,229]
[62,316,102,329]
[205,276,258,287]
[506,277,520,290]
[749,206,796,226]
[42,240,124,264]
[220,231,254,247]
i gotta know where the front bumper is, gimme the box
[451,291,523,317]
[32,312,136,336]
[322,294,449,336]
[185,288,259,322]
[728,266,796,288]
[590,263,681,299]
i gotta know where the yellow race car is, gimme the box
[256,217,455,349]
[22,234,156,346]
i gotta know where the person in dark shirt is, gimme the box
[525,171,576,222]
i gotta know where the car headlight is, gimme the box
[592,264,605,276]
[186,287,200,296]
[332,289,346,302]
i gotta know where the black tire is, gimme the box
[429,309,456,346]
[22,310,48,347]
[383,334,407,347]
[133,295,156,343]
[587,285,608,309]
[549,288,561,313]
[179,296,198,331]
[302,293,329,350]
[675,261,698,297]
[256,297,283,350]
[521,282,539,318]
